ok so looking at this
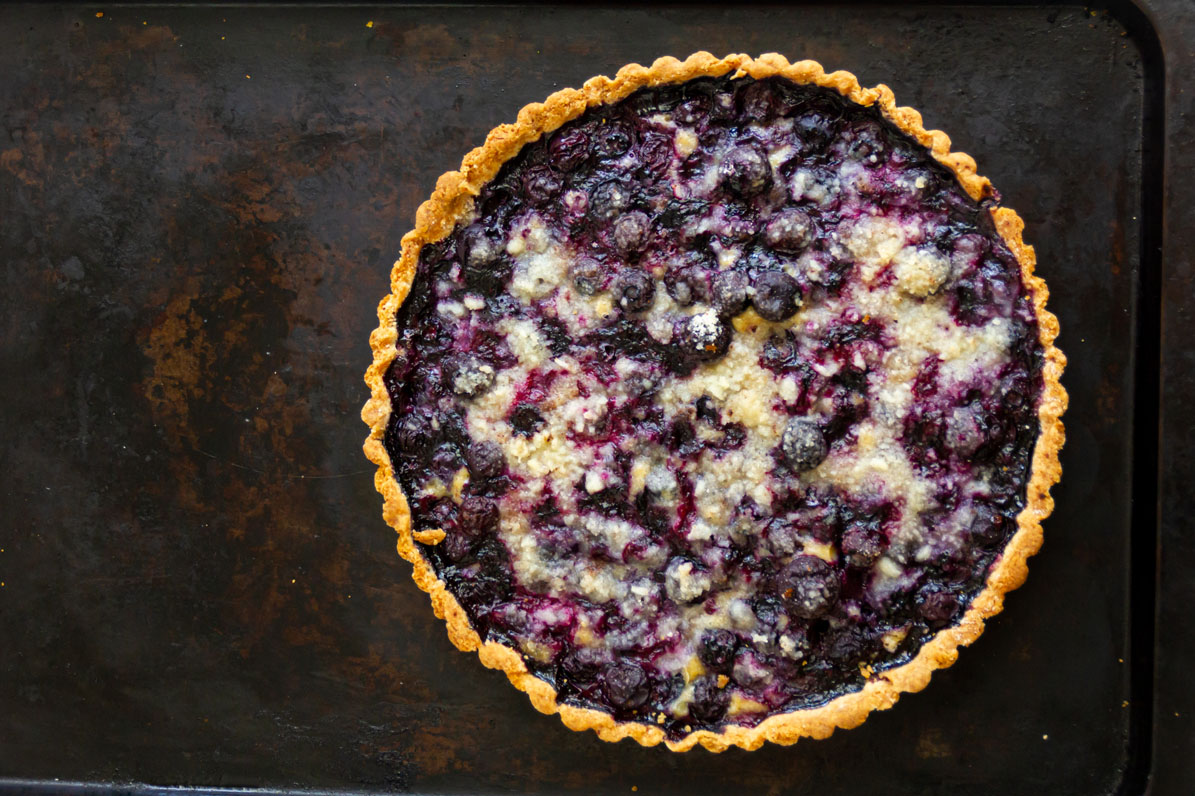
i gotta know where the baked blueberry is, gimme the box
[674,96,710,126]
[793,110,834,154]
[523,166,563,205]
[439,529,475,563]
[560,646,605,682]
[711,269,749,317]
[764,208,814,254]
[848,121,888,165]
[752,271,802,322]
[917,586,960,627]
[777,555,840,619]
[640,132,674,176]
[968,503,1008,547]
[825,628,869,665]
[665,265,711,306]
[689,675,730,723]
[781,419,828,472]
[739,80,784,120]
[612,211,652,256]
[595,123,633,160]
[841,527,883,568]
[550,128,590,172]
[719,143,772,196]
[677,310,731,360]
[614,269,655,313]
[603,661,650,710]
[467,440,506,480]
[590,181,632,222]
[448,356,496,398]
[569,256,606,295]
[459,495,500,536]
[698,629,738,673]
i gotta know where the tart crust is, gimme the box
[361,52,1067,752]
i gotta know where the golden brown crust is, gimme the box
[361,52,1067,752]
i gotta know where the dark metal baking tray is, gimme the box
[0,1,1185,794]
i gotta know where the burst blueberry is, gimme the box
[739,80,781,120]
[395,413,438,459]
[440,530,474,563]
[560,646,605,682]
[917,587,960,627]
[639,132,674,175]
[458,495,499,536]
[825,627,867,665]
[968,503,1007,547]
[793,110,833,154]
[674,96,710,126]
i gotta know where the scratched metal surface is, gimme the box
[0,3,1169,794]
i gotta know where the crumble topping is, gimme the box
[384,76,1045,738]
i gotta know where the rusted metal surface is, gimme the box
[0,2,1178,793]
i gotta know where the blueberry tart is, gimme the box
[362,52,1066,751]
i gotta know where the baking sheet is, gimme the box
[0,3,1167,794]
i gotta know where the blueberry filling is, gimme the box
[383,76,1045,738]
